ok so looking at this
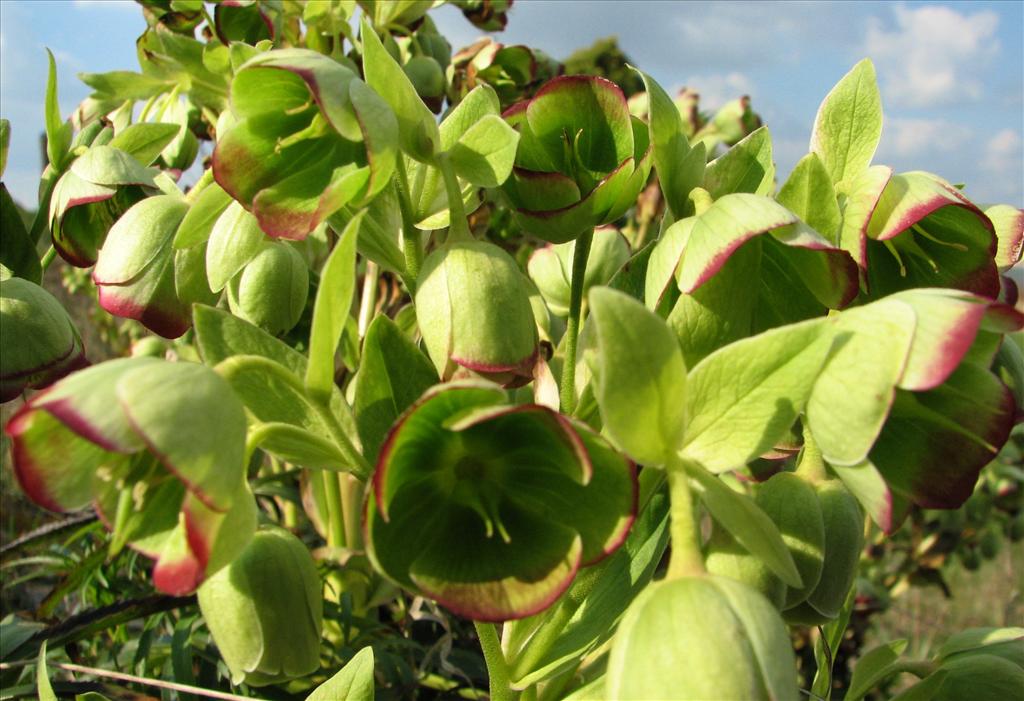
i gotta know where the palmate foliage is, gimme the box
[1,1,1022,700]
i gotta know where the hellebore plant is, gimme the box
[4,5,1024,701]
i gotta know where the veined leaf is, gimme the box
[810,59,882,186]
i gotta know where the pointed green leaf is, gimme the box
[838,164,891,269]
[636,69,704,219]
[354,315,437,463]
[108,122,182,167]
[449,114,520,188]
[306,647,375,701]
[306,211,362,401]
[588,286,687,465]
[360,18,439,163]
[0,185,42,283]
[174,181,233,249]
[0,119,10,178]
[37,641,57,701]
[687,465,802,587]
[703,126,775,198]
[845,640,910,701]
[79,70,172,100]
[682,317,833,472]
[44,50,72,171]
[810,59,882,185]
[70,145,157,187]
[777,152,841,244]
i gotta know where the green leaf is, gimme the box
[70,145,157,187]
[810,59,882,185]
[636,69,704,219]
[588,286,687,465]
[331,185,405,274]
[360,18,439,163]
[192,304,360,447]
[703,127,775,198]
[449,114,520,188]
[174,181,233,249]
[306,646,375,701]
[0,119,10,178]
[812,586,858,699]
[687,465,802,587]
[509,479,670,687]
[79,70,172,100]
[777,152,841,244]
[0,185,42,283]
[830,459,909,534]
[682,317,833,472]
[108,122,181,167]
[845,640,910,701]
[806,299,916,466]
[44,50,72,171]
[37,641,57,701]
[306,211,362,401]
[353,315,438,462]
[205,201,266,292]
[838,164,892,269]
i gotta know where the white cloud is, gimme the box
[72,0,136,10]
[678,72,755,112]
[864,4,999,108]
[879,117,973,158]
[983,128,1023,174]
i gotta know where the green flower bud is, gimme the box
[608,576,799,700]
[0,278,87,402]
[502,75,653,244]
[784,480,863,626]
[227,242,309,336]
[197,527,323,687]
[978,527,1001,560]
[404,56,446,99]
[416,241,538,387]
[762,472,826,610]
[958,546,982,571]
[705,526,786,609]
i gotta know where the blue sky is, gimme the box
[1,0,1021,208]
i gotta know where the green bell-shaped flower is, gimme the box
[213,49,398,240]
[607,576,799,700]
[502,74,653,243]
[3,358,255,595]
[226,241,309,336]
[365,381,637,621]
[197,527,323,687]
[416,241,538,387]
[0,277,87,403]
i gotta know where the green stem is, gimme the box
[310,397,373,481]
[395,159,423,292]
[153,84,181,123]
[688,186,713,216]
[339,473,363,548]
[184,168,215,205]
[39,246,57,271]
[437,152,471,244]
[665,458,705,580]
[28,174,58,246]
[474,622,516,701]
[796,427,828,483]
[322,470,346,549]
[137,95,158,123]
[559,229,593,415]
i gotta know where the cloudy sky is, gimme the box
[1,0,1021,209]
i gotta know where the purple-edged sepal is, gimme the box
[3,358,254,595]
[213,49,398,240]
[365,381,637,621]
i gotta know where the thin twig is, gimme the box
[0,661,265,701]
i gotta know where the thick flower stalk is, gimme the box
[213,48,398,240]
[502,75,653,243]
[4,358,255,595]
[365,381,637,621]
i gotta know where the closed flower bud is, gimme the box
[608,576,799,700]
[197,527,323,687]
[227,242,309,336]
[0,277,87,402]
[416,241,538,387]
[93,195,214,339]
